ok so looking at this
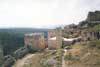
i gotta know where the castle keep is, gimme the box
[24,33,46,51]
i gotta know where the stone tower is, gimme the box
[56,27,62,48]
[48,27,62,49]
[24,33,46,51]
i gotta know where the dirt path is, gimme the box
[62,49,67,67]
[62,56,66,67]
[12,54,35,67]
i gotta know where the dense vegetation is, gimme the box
[0,44,3,66]
[0,32,24,55]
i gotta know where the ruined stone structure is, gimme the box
[81,30,100,41]
[24,33,46,51]
[48,28,62,49]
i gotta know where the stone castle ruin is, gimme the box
[81,30,100,41]
[24,33,46,51]
[24,28,63,50]
[48,28,62,49]
[24,28,62,50]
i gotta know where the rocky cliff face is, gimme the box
[87,11,100,22]
[0,45,3,66]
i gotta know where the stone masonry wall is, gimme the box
[24,33,46,51]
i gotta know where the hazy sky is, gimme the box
[0,0,100,28]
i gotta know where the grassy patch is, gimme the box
[23,49,64,67]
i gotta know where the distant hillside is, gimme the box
[0,28,49,33]
[0,28,50,38]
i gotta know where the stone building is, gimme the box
[81,29,100,41]
[48,27,82,49]
[48,28,62,49]
[24,33,46,51]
